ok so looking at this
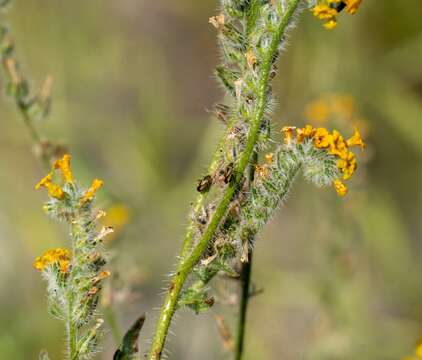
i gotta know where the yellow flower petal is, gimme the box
[334,179,348,197]
[415,339,422,357]
[314,127,332,148]
[347,126,365,149]
[81,179,104,204]
[53,154,73,183]
[33,248,70,273]
[35,172,64,199]
[312,5,338,20]
[344,0,362,14]
[47,184,65,199]
[35,172,53,190]
[324,19,337,30]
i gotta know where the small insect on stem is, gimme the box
[197,175,213,193]
[223,162,235,184]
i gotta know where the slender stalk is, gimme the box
[147,2,302,359]
[179,112,238,260]
[235,150,257,360]
[235,253,253,360]
[20,107,51,169]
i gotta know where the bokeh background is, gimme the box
[1,1,422,359]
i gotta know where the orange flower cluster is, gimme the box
[312,0,363,30]
[35,154,73,199]
[33,248,70,273]
[35,154,103,203]
[282,125,365,196]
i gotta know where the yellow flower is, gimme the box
[34,248,71,273]
[329,130,349,158]
[81,179,104,204]
[344,0,362,14]
[334,179,348,197]
[35,173,53,189]
[314,127,333,149]
[312,5,337,20]
[416,338,422,357]
[283,124,363,197]
[297,124,316,143]
[337,151,357,180]
[324,19,337,30]
[35,172,65,199]
[282,126,296,144]
[53,154,73,183]
[347,126,365,149]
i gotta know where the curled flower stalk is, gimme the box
[181,124,364,311]
[34,154,112,360]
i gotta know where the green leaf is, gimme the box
[113,315,145,360]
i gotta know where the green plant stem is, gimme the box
[179,113,238,260]
[235,253,253,360]
[235,148,257,360]
[147,2,301,359]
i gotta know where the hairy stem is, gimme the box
[147,2,302,358]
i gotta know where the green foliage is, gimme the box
[113,315,145,360]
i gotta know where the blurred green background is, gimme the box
[1,1,422,359]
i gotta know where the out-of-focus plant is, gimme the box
[33,155,112,359]
[402,339,422,360]
[0,1,129,351]
[0,1,64,168]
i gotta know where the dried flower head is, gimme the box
[209,14,225,30]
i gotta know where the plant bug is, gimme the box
[197,174,213,193]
